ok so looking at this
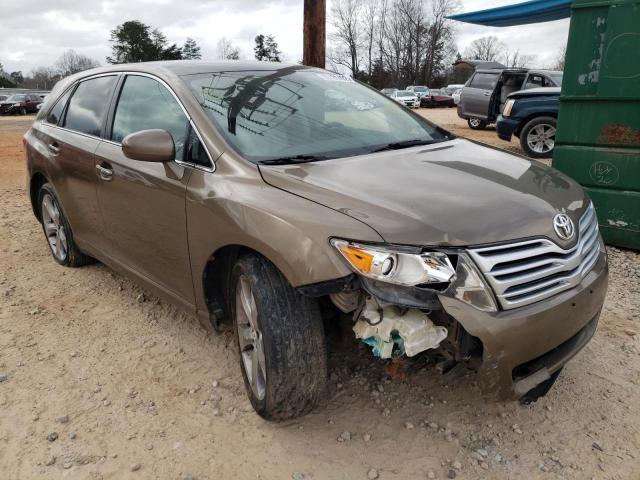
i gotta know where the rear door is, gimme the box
[460,71,499,119]
[94,73,195,308]
[37,75,118,254]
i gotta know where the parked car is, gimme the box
[420,89,456,108]
[444,84,465,95]
[406,85,430,98]
[25,61,607,420]
[391,89,420,108]
[457,68,563,130]
[380,88,397,97]
[452,88,462,105]
[0,94,8,102]
[0,93,42,115]
[496,87,560,158]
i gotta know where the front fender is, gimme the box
[186,154,383,314]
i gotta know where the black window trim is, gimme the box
[43,84,78,127]
[103,72,214,173]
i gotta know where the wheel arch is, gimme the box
[29,171,49,222]
[200,243,307,327]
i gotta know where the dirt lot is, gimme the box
[0,112,639,480]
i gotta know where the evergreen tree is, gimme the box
[182,38,202,60]
[254,34,281,62]
[107,20,183,64]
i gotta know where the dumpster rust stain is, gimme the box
[598,123,640,146]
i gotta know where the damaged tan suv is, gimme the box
[24,61,608,420]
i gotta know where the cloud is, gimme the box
[1,0,569,74]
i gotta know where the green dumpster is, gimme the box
[553,0,640,249]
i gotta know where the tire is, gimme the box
[38,183,94,267]
[230,253,327,421]
[467,118,487,130]
[20,107,27,115]
[520,368,563,405]
[520,116,557,159]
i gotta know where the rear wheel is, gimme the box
[468,118,487,130]
[38,183,94,267]
[520,116,556,158]
[231,253,327,420]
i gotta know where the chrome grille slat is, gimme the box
[468,203,602,310]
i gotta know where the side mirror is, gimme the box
[122,129,175,163]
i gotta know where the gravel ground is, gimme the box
[0,113,639,480]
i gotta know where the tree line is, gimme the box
[329,0,461,89]
[2,14,561,91]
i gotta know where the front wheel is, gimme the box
[20,107,27,115]
[520,116,556,158]
[231,253,327,420]
[467,118,487,130]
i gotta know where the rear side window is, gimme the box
[46,90,72,125]
[64,75,117,137]
[111,75,189,161]
[470,73,498,90]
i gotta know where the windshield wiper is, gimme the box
[258,154,328,165]
[371,138,446,153]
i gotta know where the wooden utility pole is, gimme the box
[303,0,326,68]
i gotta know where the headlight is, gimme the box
[331,239,498,312]
[330,239,455,286]
[502,99,515,117]
[448,253,497,312]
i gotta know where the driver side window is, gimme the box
[112,75,189,161]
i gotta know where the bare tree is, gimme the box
[327,0,461,87]
[362,0,378,78]
[55,50,100,77]
[329,0,363,76]
[551,44,567,70]
[217,37,240,60]
[502,49,537,68]
[464,36,505,62]
[423,0,460,85]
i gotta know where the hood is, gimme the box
[259,139,589,248]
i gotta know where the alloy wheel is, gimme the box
[527,123,556,154]
[41,193,68,262]
[236,275,267,400]
[469,118,481,127]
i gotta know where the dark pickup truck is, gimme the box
[496,87,560,159]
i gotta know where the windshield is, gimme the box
[412,86,428,92]
[6,95,25,102]
[549,72,563,86]
[184,67,449,162]
[396,91,414,97]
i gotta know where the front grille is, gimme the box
[468,204,602,310]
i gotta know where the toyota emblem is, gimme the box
[553,213,575,240]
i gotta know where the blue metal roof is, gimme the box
[447,0,571,27]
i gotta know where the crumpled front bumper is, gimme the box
[438,250,608,400]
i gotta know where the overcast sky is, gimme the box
[0,0,569,74]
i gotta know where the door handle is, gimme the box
[96,164,113,181]
[48,143,60,154]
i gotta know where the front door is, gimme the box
[95,74,195,307]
